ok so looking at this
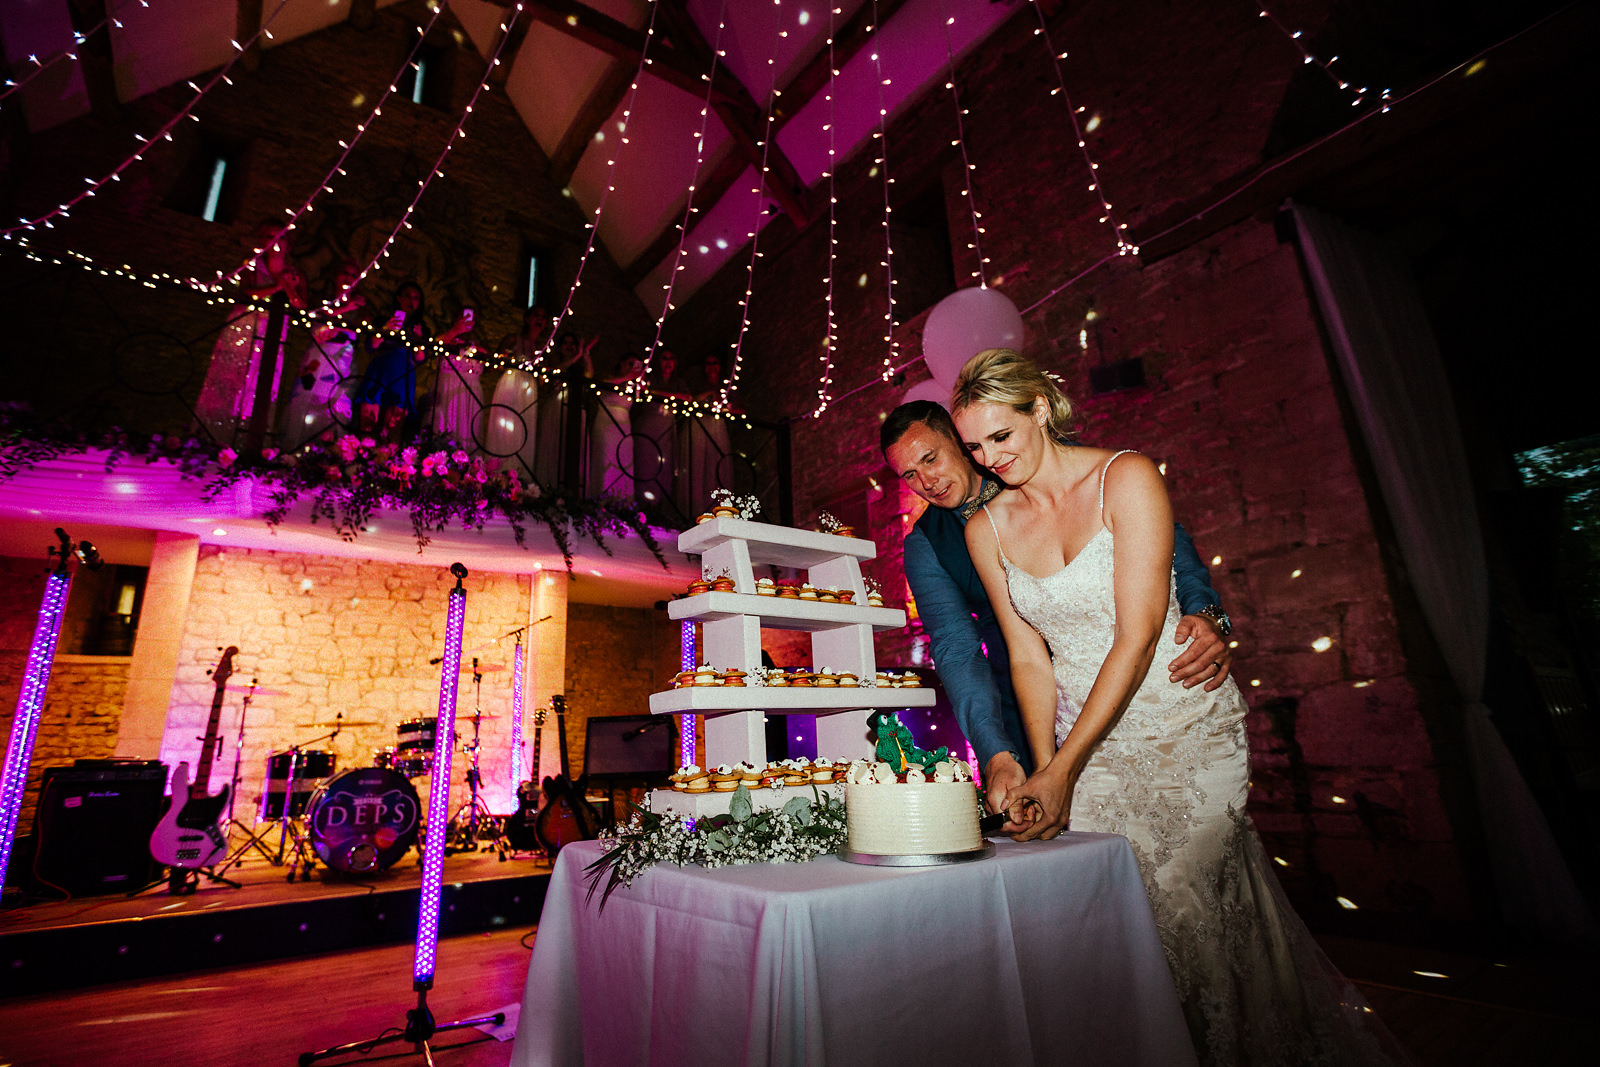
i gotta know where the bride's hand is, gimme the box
[1006,765,1078,841]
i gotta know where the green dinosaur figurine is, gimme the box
[867,711,948,773]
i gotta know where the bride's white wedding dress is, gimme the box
[986,451,1402,1066]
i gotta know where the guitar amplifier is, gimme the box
[30,762,168,896]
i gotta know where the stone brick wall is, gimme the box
[561,603,682,779]
[656,2,1472,926]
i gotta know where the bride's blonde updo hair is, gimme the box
[950,348,1075,445]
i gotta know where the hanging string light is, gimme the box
[1253,4,1372,106]
[718,0,788,414]
[810,3,841,418]
[936,0,989,288]
[0,0,294,240]
[544,1,663,371]
[868,0,900,381]
[345,3,523,298]
[221,2,448,291]
[0,0,146,104]
[1028,0,1136,257]
[638,0,727,389]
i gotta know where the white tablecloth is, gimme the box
[513,834,1195,1067]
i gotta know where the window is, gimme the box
[890,179,956,326]
[520,244,549,309]
[399,43,453,111]
[166,133,247,224]
[60,564,148,656]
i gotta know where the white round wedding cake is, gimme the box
[843,758,982,855]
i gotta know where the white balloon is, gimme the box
[901,379,950,408]
[922,287,1025,387]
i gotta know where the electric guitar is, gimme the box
[533,695,603,855]
[150,646,237,870]
[503,705,547,852]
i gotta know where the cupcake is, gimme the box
[693,665,720,686]
[836,671,859,688]
[710,576,736,593]
[874,671,894,688]
[836,589,856,604]
[737,761,765,788]
[721,668,748,687]
[713,504,740,519]
[755,577,777,596]
[810,758,837,783]
[696,512,715,524]
[798,583,819,600]
[814,669,838,687]
[688,578,711,596]
[867,590,884,607]
[787,669,813,687]
[818,588,839,603]
[669,763,702,791]
[898,670,921,688]
[672,669,696,689]
[710,764,740,791]
[776,581,801,599]
[682,767,713,793]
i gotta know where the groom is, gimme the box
[881,400,1234,813]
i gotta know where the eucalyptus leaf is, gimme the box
[729,785,753,823]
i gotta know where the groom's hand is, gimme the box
[984,751,1027,817]
[1170,614,1232,691]
[1008,766,1076,841]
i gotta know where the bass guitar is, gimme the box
[502,705,547,853]
[533,695,603,856]
[150,646,237,872]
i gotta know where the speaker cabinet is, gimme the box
[30,762,167,896]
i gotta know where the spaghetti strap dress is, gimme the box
[983,451,1404,1066]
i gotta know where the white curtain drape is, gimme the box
[1291,202,1596,942]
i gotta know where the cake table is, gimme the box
[510,834,1196,1067]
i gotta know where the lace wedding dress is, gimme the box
[986,452,1402,1066]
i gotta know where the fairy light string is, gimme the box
[544,1,662,372]
[1,0,295,240]
[0,0,147,104]
[718,0,788,414]
[1028,0,1136,257]
[936,0,989,287]
[638,0,726,388]
[810,2,841,418]
[867,0,900,380]
[1254,4,1376,107]
[347,3,523,299]
[222,1,448,291]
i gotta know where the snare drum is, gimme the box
[306,767,421,873]
[260,749,336,818]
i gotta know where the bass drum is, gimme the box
[306,767,421,874]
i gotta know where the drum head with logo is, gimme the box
[306,767,420,873]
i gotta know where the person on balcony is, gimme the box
[279,260,363,451]
[356,281,427,442]
[632,348,688,512]
[534,330,596,487]
[591,354,644,499]
[195,225,307,443]
[432,306,486,449]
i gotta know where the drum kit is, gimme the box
[227,660,511,882]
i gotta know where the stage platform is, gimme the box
[0,843,555,999]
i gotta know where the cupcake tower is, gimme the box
[652,515,935,795]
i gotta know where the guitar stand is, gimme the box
[299,985,504,1066]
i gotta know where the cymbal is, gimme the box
[306,719,380,728]
[461,663,506,673]
[459,711,503,720]
[227,684,287,697]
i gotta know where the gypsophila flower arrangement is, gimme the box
[711,487,762,520]
[584,784,846,909]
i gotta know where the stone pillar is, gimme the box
[529,568,568,784]
[114,532,199,759]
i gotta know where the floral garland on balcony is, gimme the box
[0,404,665,569]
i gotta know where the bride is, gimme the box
[951,348,1402,1067]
